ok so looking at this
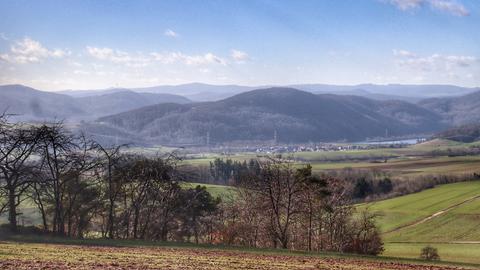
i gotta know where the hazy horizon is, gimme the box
[2,81,479,94]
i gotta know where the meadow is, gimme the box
[181,139,480,177]
[362,181,480,264]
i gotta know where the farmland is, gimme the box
[181,139,480,177]
[0,240,476,270]
[363,182,480,264]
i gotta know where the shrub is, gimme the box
[345,210,384,256]
[420,246,440,261]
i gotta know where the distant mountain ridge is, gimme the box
[59,83,479,102]
[0,84,86,121]
[0,84,190,121]
[92,87,447,145]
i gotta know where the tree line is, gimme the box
[0,115,383,255]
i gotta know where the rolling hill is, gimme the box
[76,89,190,116]
[0,84,190,121]
[433,124,480,143]
[4,84,480,145]
[362,181,480,264]
[0,84,86,121]
[419,91,480,126]
[94,87,446,145]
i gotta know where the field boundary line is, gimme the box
[384,195,480,234]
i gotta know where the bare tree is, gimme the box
[0,115,42,231]
[96,144,126,239]
[34,122,99,235]
[114,153,182,239]
[237,158,306,249]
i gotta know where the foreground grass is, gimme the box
[0,235,477,269]
[384,243,480,265]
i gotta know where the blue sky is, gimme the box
[0,0,479,90]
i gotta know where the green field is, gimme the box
[383,243,480,265]
[182,182,236,199]
[362,181,480,264]
[181,139,480,178]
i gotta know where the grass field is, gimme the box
[182,182,236,199]
[0,238,476,270]
[181,139,480,178]
[362,181,480,264]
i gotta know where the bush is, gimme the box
[420,246,440,261]
[345,210,384,256]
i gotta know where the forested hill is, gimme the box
[418,90,480,126]
[434,124,480,143]
[0,84,190,121]
[94,87,446,144]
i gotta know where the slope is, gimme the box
[0,84,86,120]
[363,181,480,239]
[419,91,480,126]
[96,87,446,145]
[76,90,190,116]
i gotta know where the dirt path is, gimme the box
[385,195,480,234]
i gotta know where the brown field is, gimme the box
[0,241,474,270]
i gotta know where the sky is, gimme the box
[0,0,479,91]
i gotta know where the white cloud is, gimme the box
[388,0,423,10]
[393,49,478,71]
[86,46,151,67]
[393,49,417,58]
[88,46,227,67]
[231,49,250,63]
[0,37,70,64]
[428,0,469,16]
[387,0,469,16]
[164,29,179,38]
[150,51,227,66]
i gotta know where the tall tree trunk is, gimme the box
[8,186,17,232]
[133,206,139,239]
[107,197,115,239]
[107,164,115,239]
[33,184,48,231]
[308,199,313,251]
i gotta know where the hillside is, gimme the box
[0,84,86,121]
[0,84,190,121]
[434,124,480,143]
[419,91,480,125]
[363,181,480,264]
[95,87,446,145]
[76,90,190,116]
